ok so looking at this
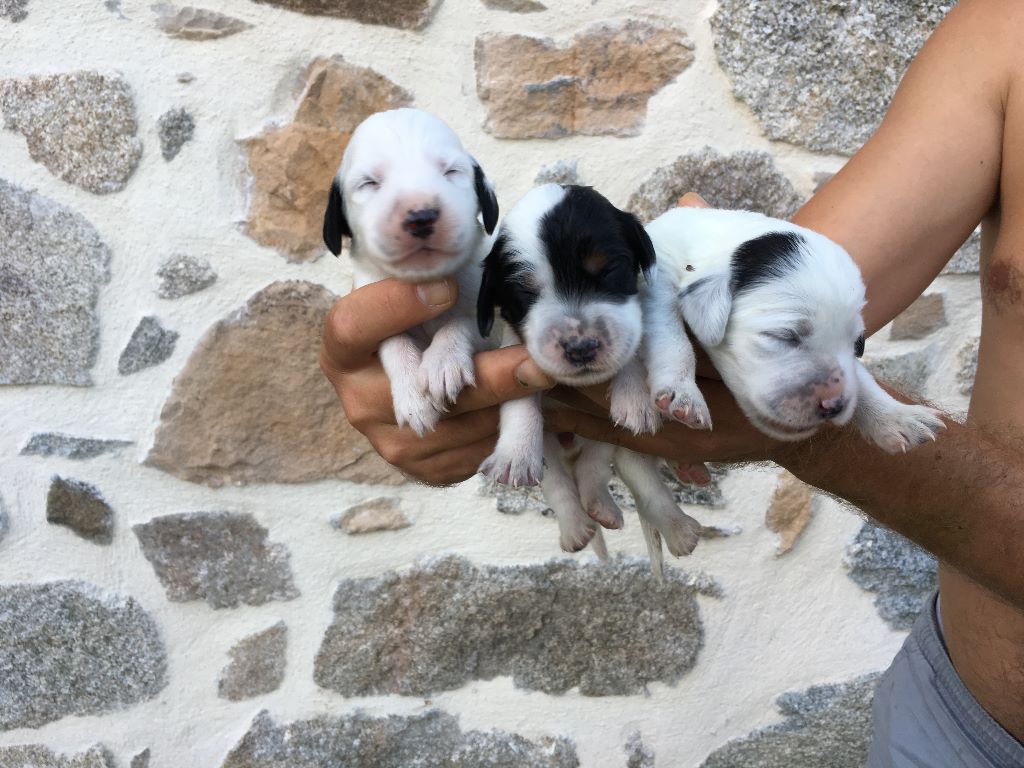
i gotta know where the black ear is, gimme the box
[618,209,656,279]
[477,233,505,338]
[323,179,351,256]
[472,158,499,235]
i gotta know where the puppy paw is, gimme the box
[419,340,475,411]
[391,381,442,436]
[479,446,544,487]
[559,513,598,553]
[861,403,946,454]
[581,488,624,530]
[660,510,702,557]
[610,391,662,436]
[654,384,712,430]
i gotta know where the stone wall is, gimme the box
[0,1,975,766]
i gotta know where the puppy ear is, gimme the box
[477,233,506,338]
[618,209,656,279]
[323,179,351,256]
[472,158,500,235]
[680,272,732,348]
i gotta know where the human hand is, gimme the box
[319,277,554,486]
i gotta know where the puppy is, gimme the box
[643,207,946,452]
[477,184,702,558]
[322,108,499,435]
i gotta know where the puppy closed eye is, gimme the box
[357,177,380,191]
[762,329,802,346]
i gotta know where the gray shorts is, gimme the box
[868,591,1024,767]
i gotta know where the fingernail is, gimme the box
[416,280,452,308]
[515,359,553,389]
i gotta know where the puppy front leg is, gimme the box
[379,333,440,436]
[479,394,545,486]
[644,279,711,429]
[614,448,701,558]
[608,357,661,436]
[539,434,601,554]
[419,316,478,411]
[852,362,946,454]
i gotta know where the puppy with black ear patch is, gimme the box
[643,207,946,453]
[478,184,703,558]
[323,108,499,435]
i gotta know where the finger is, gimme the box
[369,407,500,466]
[545,385,609,417]
[543,408,646,451]
[321,277,458,374]
[446,347,555,415]
[405,435,498,487]
[677,192,710,208]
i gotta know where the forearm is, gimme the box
[777,417,1024,609]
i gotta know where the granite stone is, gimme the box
[0,71,142,193]
[889,293,946,341]
[0,0,28,21]
[0,745,116,768]
[0,180,111,385]
[221,709,579,768]
[218,621,287,700]
[21,433,132,459]
[944,229,981,275]
[865,347,934,399]
[46,476,114,544]
[249,0,441,29]
[535,159,581,186]
[482,0,545,12]
[0,581,166,730]
[957,336,980,396]
[625,732,655,768]
[156,107,195,160]
[155,253,217,299]
[314,555,718,697]
[118,316,178,375]
[130,749,150,768]
[134,512,299,609]
[153,4,253,40]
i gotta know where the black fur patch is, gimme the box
[730,231,805,296]
[322,179,351,256]
[477,233,538,337]
[855,332,865,358]
[473,161,500,235]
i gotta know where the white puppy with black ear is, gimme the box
[643,207,945,452]
[322,108,499,435]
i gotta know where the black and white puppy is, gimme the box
[323,108,499,435]
[644,207,945,451]
[477,184,702,557]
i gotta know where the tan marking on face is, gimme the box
[582,251,608,275]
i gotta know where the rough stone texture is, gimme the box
[624,732,655,768]
[0,72,142,193]
[0,180,111,386]
[146,281,402,486]
[153,4,253,40]
[21,432,132,459]
[846,521,937,630]
[332,497,411,534]
[130,749,150,768]
[223,710,578,768]
[765,471,814,556]
[700,674,879,768]
[315,555,718,697]
[155,253,217,299]
[157,107,195,161]
[0,493,8,546]
[242,57,411,261]
[118,316,178,375]
[889,293,947,341]
[249,0,440,29]
[133,512,299,609]
[475,20,693,139]
[627,147,802,223]
[0,745,116,768]
[0,581,167,730]
[46,476,114,544]
[711,2,951,155]
[535,159,581,186]
[218,621,287,701]
[482,0,545,11]
[865,347,934,399]
[943,229,981,275]
[0,0,28,21]
[957,336,980,396]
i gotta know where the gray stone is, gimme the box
[156,107,194,161]
[943,229,980,275]
[155,253,216,299]
[332,497,410,534]
[482,0,545,11]
[0,493,8,545]
[130,749,150,768]
[118,316,179,375]
[22,432,132,459]
[218,621,287,701]
[889,293,947,341]
[315,555,718,697]
[0,745,116,767]
[0,0,28,21]
[0,71,142,193]
[0,581,167,730]
[222,709,579,768]
[846,521,936,630]
[153,4,253,40]
[0,180,111,386]
[133,512,299,609]
[627,147,802,223]
[177,72,195,83]
[625,732,654,768]
[865,347,934,399]
[249,0,440,29]
[700,674,879,768]
[46,476,114,544]
[711,2,952,155]
[535,160,581,186]
[957,336,979,396]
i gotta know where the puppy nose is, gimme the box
[561,336,601,365]
[819,397,846,419]
[814,369,846,419]
[402,208,440,239]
